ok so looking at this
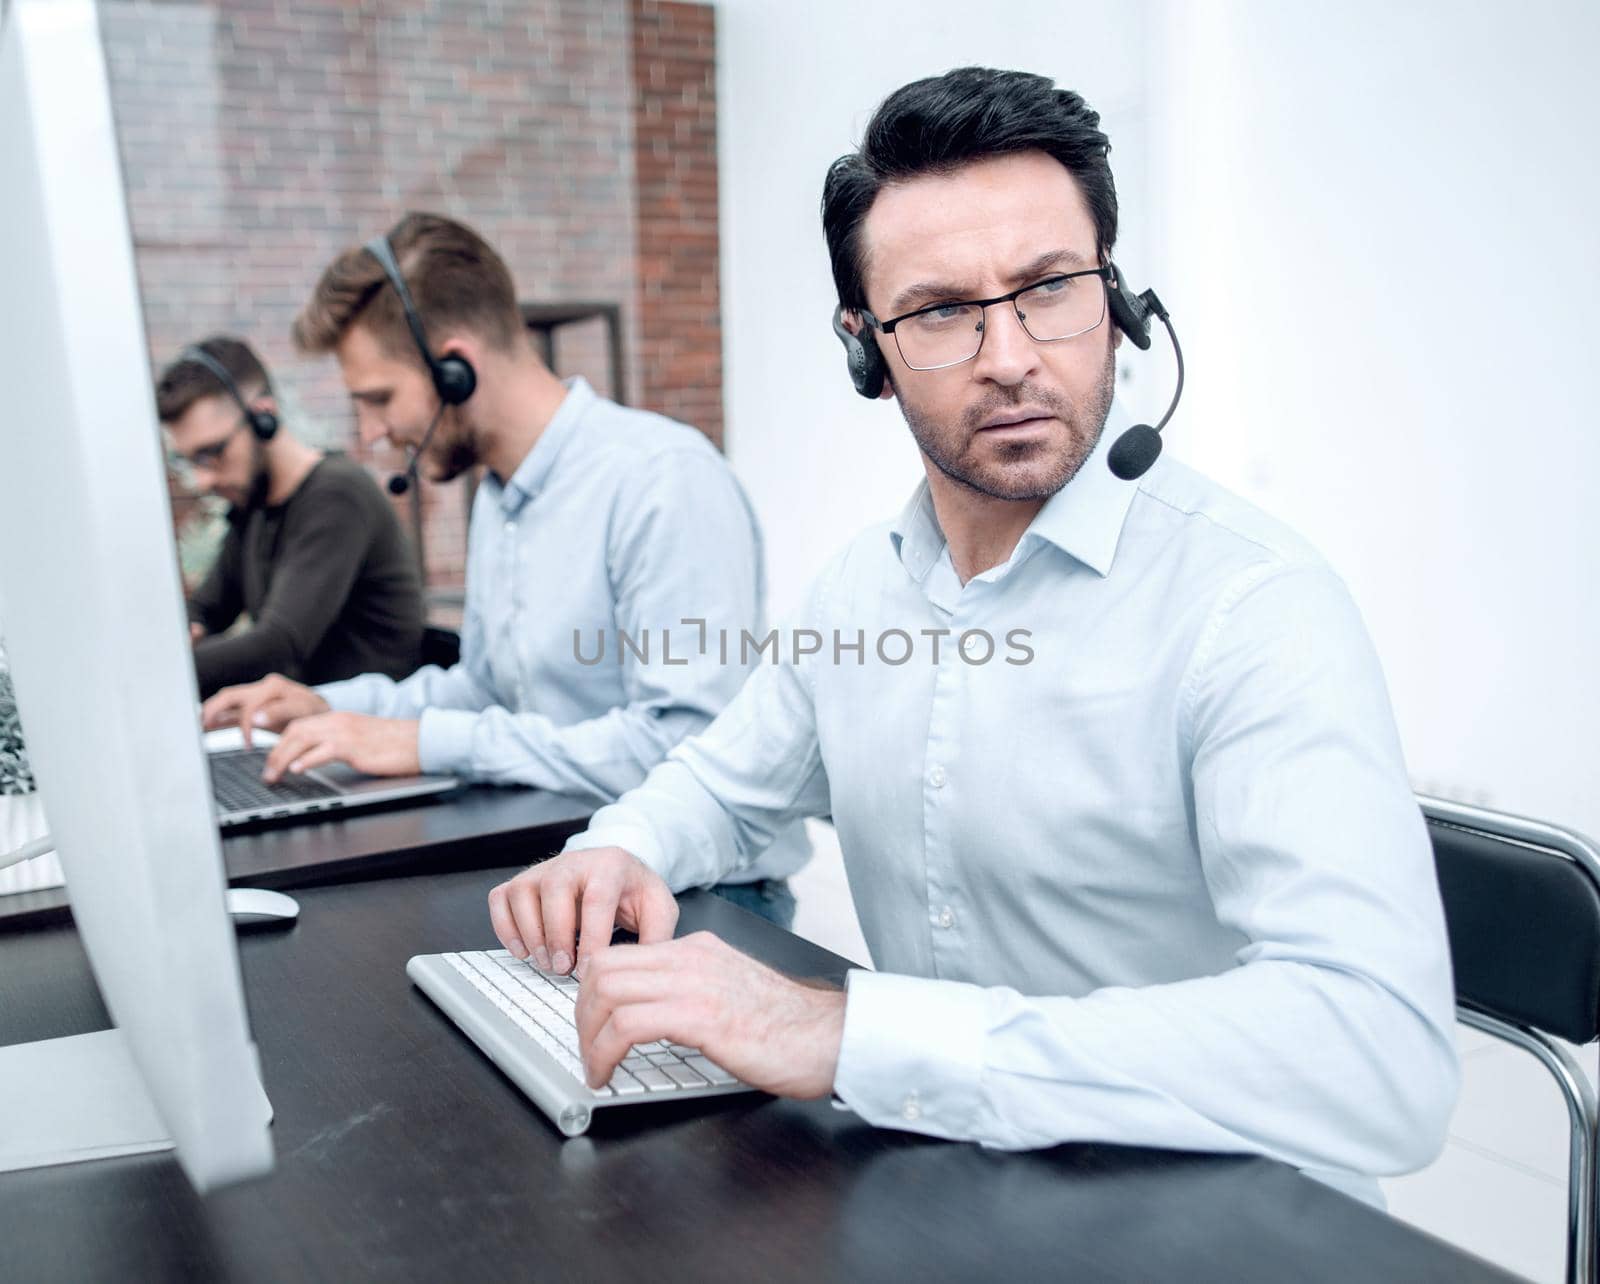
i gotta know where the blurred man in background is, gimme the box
[159,336,423,697]
[202,215,807,925]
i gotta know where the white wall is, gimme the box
[718,0,1599,836]
[1146,0,1599,833]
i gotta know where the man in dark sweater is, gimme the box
[158,336,423,698]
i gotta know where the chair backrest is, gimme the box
[1423,795,1600,1045]
[419,625,461,672]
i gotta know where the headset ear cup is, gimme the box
[1105,263,1153,351]
[856,332,886,398]
[250,409,279,441]
[434,355,478,406]
[831,307,887,399]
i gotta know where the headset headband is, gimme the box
[178,344,278,441]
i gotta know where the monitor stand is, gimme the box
[0,1028,271,1173]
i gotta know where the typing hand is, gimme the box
[202,674,330,746]
[575,934,846,1099]
[261,712,420,782]
[488,846,677,977]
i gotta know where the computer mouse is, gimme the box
[226,886,301,927]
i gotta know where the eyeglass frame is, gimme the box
[858,265,1113,372]
[169,416,248,471]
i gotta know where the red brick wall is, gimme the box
[98,0,721,604]
[629,0,723,447]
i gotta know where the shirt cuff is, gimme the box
[314,675,383,715]
[832,969,988,1139]
[314,679,355,712]
[417,707,478,775]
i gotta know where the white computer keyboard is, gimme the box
[407,948,751,1136]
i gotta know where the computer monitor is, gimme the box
[0,0,272,1191]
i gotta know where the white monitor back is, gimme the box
[0,0,271,1189]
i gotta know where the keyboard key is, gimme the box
[685,1055,739,1086]
[632,1067,677,1093]
[210,750,340,812]
[661,1062,709,1089]
[609,1069,647,1096]
[433,950,753,1132]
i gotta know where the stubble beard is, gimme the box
[242,438,272,510]
[896,338,1117,502]
[421,408,481,485]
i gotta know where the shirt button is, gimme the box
[928,765,947,789]
[901,1093,922,1122]
[503,520,516,534]
[936,906,956,930]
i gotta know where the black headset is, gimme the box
[363,234,478,408]
[831,260,1184,481]
[179,344,279,442]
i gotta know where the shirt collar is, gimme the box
[1019,399,1141,578]
[889,481,944,584]
[889,398,1142,581]
[495,376,594,516]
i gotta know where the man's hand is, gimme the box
[489,846,678,976]
[189,621,206,644]
[261,713,421,782]
[576,933,846,1099]
[202,674,329,745]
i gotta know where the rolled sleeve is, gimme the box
[417,707,480,775]
[316,673,397,716]
[833,970,989,1140]
[552,555,844,890]
[562,821,671,880]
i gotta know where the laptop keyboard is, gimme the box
[447,949,742,1096]
[210,749,340,813]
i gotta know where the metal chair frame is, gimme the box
[1421,794,1600,1284]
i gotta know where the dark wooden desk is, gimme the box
[0,786,594,930]
[0,866,1517,1283]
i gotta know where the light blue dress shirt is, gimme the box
[317,376,809,883]
[564,403,1459,1200]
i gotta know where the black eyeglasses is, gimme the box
[170,419,245,471]
[861,267,1111,371]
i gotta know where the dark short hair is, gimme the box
[821,67,1118,312]
[155,335,271,425]
[293,211,522,361]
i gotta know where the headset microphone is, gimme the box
[1105,296,1184,481]
[365,230,478,498]
[1100,265,1184,482]
[387,402,446,496]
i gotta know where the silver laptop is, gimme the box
[208,746,458,828]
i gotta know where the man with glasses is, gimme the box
[488,68,1458,1201]
[159,336,423,698]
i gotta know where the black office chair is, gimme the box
[419,625,461,671]
[1423,794,1600,1284]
